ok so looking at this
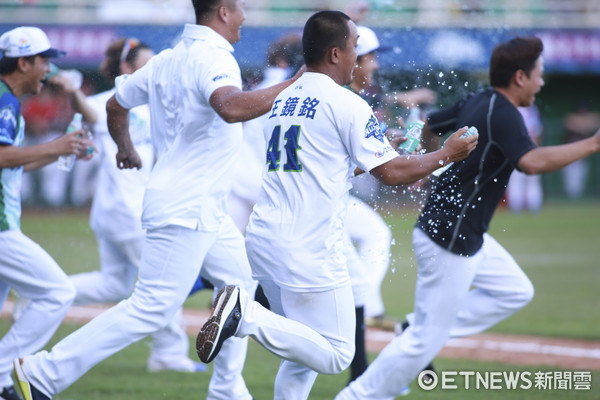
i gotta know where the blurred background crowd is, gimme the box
[1,0,599,209]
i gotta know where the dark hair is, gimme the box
[489,36,543,88]
[0,55,36,75]
[99,38,151,86]
[266,32,303,70]
[302,10,351,68]
[192,0,233,23]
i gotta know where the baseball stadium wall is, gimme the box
[0,23,599,199]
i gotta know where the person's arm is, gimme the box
[420,119,442,154]
[0,130,91,171]
[385,88,437,108]
[370,126,478,185]
[49,74,98,124]
[70,89,98,125]
[209,67,305,123]
[518,129,600,175]
[106,95,142,170]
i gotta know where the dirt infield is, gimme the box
[366,329,600,371]
[2,301,599,371]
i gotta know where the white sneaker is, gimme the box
[147,356,207,373]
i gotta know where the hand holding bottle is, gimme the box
[57,113,96,171]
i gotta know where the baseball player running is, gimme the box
[0,26,94,400]
[68,37,204,373]
[337,36,600,399]
[196,10,477,400]
[13,1,303,399]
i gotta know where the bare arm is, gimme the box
[106,95,141,169]
[518,129,600,174]
[371,127,478,185]
[209,67,305,123]
[420,119,442,154]
[49,74,98,124]
[0,130,90,171]
[384,88,437,108]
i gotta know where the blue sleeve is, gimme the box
[0,95,19,145]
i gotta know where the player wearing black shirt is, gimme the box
[338,35,600,400]
[418,87,536,256]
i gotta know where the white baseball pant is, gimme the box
[69,234,195,368]
[345,232,367,308]
[235,280,356,400]
[345,196,392,318]
[506,170,543,213]
[0,229,75,388]
[22,218,256,400]
[563,159,589,199]
[337,228,534,399]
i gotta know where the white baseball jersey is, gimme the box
[87,89,153,241]
[245,72,398,292]
[115,24,243,231]
[233,67,289,203]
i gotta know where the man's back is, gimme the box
[246,72,397,292]
[115,24,244,230]
[418,88,535,255]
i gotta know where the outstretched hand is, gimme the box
[442,127,479,163]
[48,74,77,94]
[54,130,95,160]
[385,116,410,151]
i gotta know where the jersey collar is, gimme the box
[181,24,234,53]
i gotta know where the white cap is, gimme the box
[0,26,66,59]
[357,26,384,56]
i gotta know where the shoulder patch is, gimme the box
[365,115,384,142]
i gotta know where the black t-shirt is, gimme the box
[416,87,537,256]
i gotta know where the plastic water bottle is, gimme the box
[44,63,60,83]
[57,113,82,172]
[398,107,424,154]
[431,126,478,177]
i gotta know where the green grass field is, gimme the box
[1,201,599,399]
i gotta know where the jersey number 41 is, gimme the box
[266,125,302,172]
